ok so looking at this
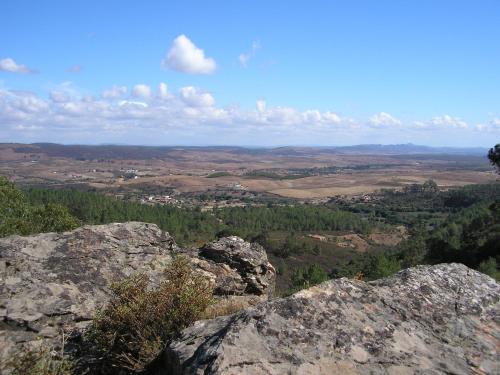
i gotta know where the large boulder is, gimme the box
[0,222,176,362]
[0,223,275,363]
[158,264,500,375]
[198,236,276,296]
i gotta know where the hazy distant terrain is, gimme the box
[0,143,495,200]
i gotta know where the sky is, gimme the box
[0,0,499,147]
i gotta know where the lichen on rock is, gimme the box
[157,263,500,375]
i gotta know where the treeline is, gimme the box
[217,206,368,235]
[25,188,220,245]
[21,185,368,246]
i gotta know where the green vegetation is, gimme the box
[332,181,500,226]
[426,201,500,271]
[22,187,369,246]
[82,257,213,374]
[288,264,329,294]
[489,144,500,173]
[2,173,499,286]
[218,205,368,237]
[332,201,500,282]
[206,171,232,178]
[0,177,79,237]
[24,187,221,245]
[244,170,306,179]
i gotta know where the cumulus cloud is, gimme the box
[101,85,127,99]
[2,84,484,145]
[239,41,260,67]
[67,64,83,73]
[253,100,344,126]
[256,99,266,113]
[0,57,36,74]
[430,115,468,129]
[369,112,401,127]
[132,84,152,99]
[49,90,71,103]
[162,35,216,74]
[475,118,500,132]
[118,100,148,108]
[157,82,169,100]
[179,86,215,107]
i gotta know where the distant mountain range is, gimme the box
[0,142,489,160]
[320,143,489,155]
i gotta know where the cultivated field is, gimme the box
[1,143,496,199]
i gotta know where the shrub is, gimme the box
[478,257,500,281]
[286,264,330,295]
[83,256,213,373]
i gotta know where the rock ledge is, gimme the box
[159,263,500,375]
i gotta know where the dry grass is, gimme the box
[4,343,74,375]
[202,296,254,319]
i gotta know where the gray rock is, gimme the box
[0,223,275,363]
[199,236,276,296]
[158,264,500,375]
[0,222,176,361]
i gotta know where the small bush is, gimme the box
[286,264,330,295]
[4,345,74,375]
[478,257,500,281]
[84,256,213,373]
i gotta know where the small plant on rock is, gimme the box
[84,256,214,374]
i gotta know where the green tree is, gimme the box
[478,257,500,281]
[488,144,500,173]
[290,264,329,292]
[0,177,79,237]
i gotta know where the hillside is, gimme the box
[0,224,498,374]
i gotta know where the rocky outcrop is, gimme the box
[199,236,275,296]
[159,264,500,375]
[0,223,275,362]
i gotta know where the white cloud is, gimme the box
[475,118,500,132]
[157,82,169,100]
[162,35,216,74]
[412,115,468,131]
[67,64,83,73]
[1,85,480,145]
[0,58,36,74]
[239,41,260,67]
[322,111,342,124]
[132,84,152,99]
[118,100,148,108]
[49,90,71,103]
[430,115,468,129]
[101,85,127,99]
[256,99,266,113]
[179,86,215,107]
[369,112,401,127]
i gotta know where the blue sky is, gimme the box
[1,0,499,146]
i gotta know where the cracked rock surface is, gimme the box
[157,264,500,375]
[0,223,275,362]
